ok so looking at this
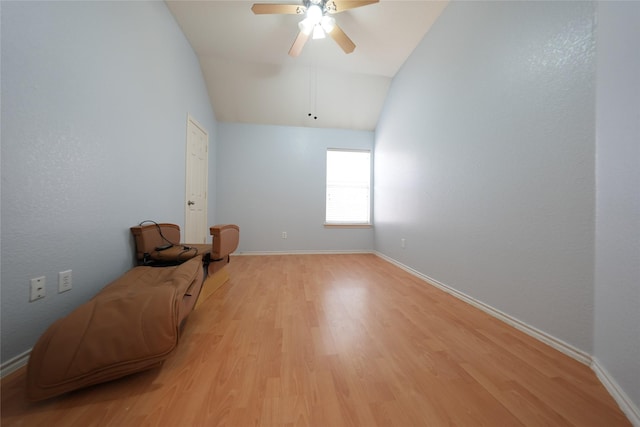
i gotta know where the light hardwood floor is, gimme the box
[1,254,631,426]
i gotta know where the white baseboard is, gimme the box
[375,251,640,426]
[1,349,30,379]
[375,252,591,364]
[592,358,640,427]
[235,250,374,256]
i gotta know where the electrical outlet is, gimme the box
[401,238,406,248]
[58,270,72,293]
[30,276,46,301]
[282,231,287,239]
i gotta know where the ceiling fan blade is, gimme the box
[289,30,311,57]
[329,24,356,54]
[328,0,378,13]
[251,3,305,15]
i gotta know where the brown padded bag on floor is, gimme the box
[26,256,204,401]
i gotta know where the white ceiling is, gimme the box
[166,0,448,131]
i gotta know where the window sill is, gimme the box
[324,223,372,229]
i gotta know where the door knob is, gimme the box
[187,200,195,206]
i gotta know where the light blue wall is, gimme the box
[594,1,640,417]
[1,1,217,363]
[375,0,640,416]
[375,1,596,352]
[216,123,374,253]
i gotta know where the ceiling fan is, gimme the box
[251,0,379,57]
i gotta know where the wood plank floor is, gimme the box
[1,254,631,426]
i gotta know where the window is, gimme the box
[325,149,371,225]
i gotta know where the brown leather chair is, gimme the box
[26,223,240,401]
[130,221,211,266]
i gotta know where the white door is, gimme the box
[184,116,208,243]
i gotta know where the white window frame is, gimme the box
[324,148,372,227]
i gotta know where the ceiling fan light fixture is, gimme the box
[312,25,326,39]
[298,18,314,35]
[306,4,323,24]
[320,15,336,33]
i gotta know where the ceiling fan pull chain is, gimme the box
[308,47,318,120]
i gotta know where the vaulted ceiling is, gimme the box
[166,0,448,131]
